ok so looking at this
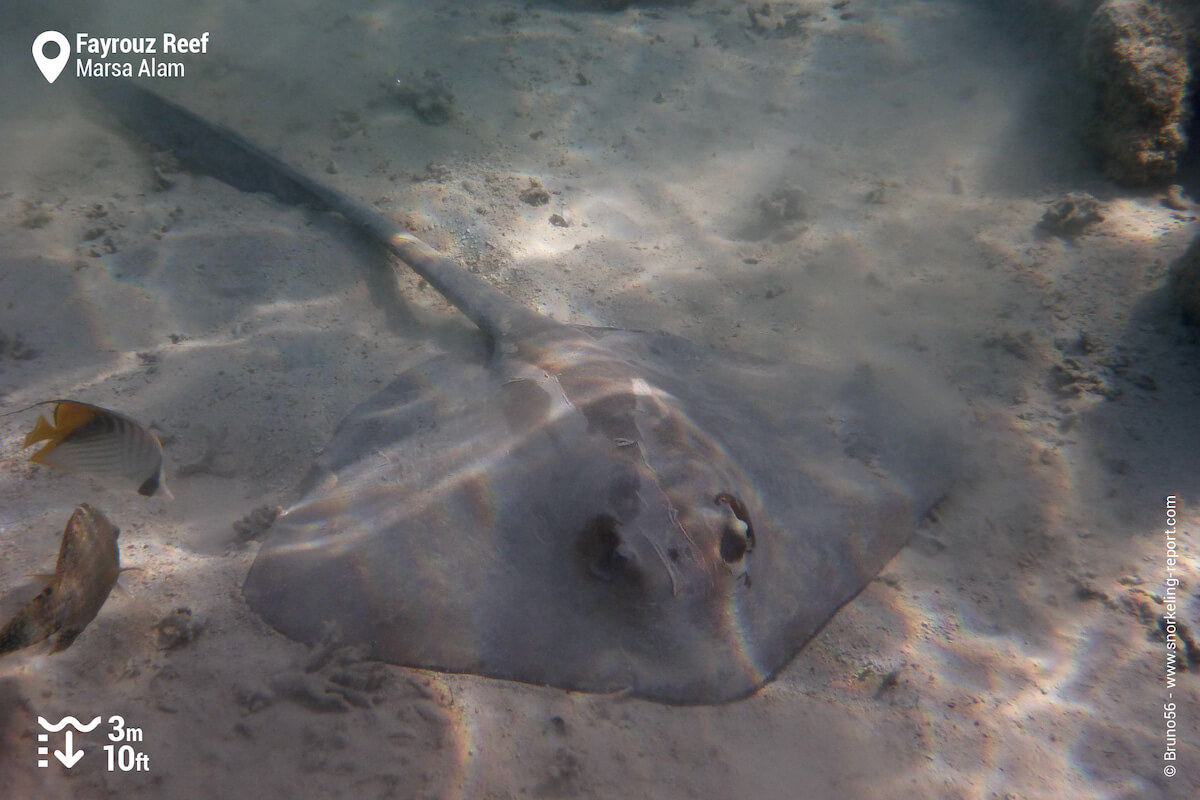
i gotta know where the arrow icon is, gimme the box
[54,730,84,768]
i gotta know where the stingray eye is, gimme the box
[719,525,747,564]
[579,514,631,582]
[714,492,755,563]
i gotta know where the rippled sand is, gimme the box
[1,1,1197,797]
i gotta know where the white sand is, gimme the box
[1,1,1197,797]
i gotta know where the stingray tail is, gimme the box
[0,586,57,657]
[84,79,555,344]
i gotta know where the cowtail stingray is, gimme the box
[88,80,965,704]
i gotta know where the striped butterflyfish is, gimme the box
[18,400,170,498]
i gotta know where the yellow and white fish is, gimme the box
[0,504,123,656]
[15,400,170,498]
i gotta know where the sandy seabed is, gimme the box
[0,1,1198,798]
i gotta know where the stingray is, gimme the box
[90,80,964,704]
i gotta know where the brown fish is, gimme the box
[0,505,122,656]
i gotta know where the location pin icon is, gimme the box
[33,31,70,84]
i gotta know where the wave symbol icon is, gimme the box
[37,716,103,733]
